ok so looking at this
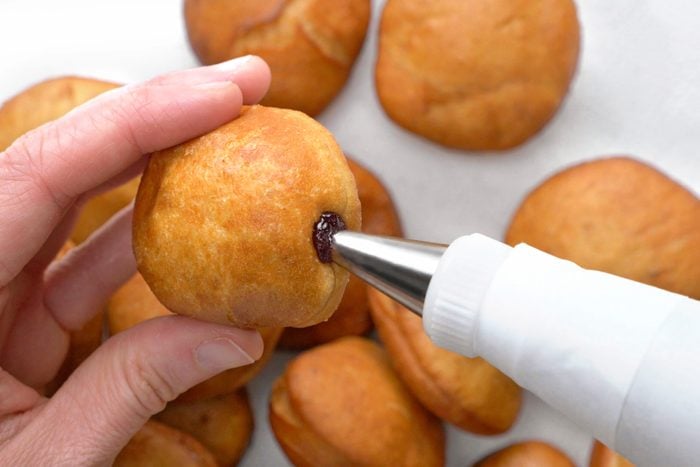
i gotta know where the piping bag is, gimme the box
[331,231,700,467]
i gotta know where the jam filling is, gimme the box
[312,212,346,263]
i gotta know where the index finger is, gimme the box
[0,56,271,286]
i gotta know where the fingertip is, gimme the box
[146,55,270,105]
[244,328,265,360]
[195,80,245,121]
[232,55,272,104]
[194,336,255,373]
[195,80,244,107]
[216,326,265,361]
[243,55,272,104]
[44,204,136,331]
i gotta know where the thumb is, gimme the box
[9,315,262,465]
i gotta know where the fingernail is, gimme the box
[195,337,255,372]
[211,55,255,72]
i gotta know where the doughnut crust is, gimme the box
[475,441,575,467]
[115,420,216,466]
[506,157,700,299]
[156,390,254,466]
[269,337,445,466]
[280,158,402,348]
[589,441,634,467]
[184,0,370,116]
[71,177,140,244]
[133,105,361,328]
[369,288,522,434]
[375,0,580,150]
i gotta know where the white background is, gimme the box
[1,0,699,465]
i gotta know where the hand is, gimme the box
[0,56,271,465]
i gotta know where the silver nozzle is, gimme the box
[331,231,447,316]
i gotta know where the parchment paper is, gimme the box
[1,0,698,464]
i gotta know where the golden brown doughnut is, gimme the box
[133,105,361,328]
[369,288,522,434]
[474,441,575,467]
[506,157,700,299]
[0,75,139,244]
[269,336,445,466]
[156,390,253,466]
[107,273,174,331]
[71,177,141,244]
[115,420,217,467]
[280,158,402,348]
[107,273,282,401]
[375,0,580,150]
[0,76,118,151]
[278,272,370,349]
[589,441,634,467]
[184,0,370,116]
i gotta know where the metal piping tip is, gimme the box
[331,231,447,316]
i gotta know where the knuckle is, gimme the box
[102,85,158,153]
[145,73,173,87]
[1,125,71,207]
[121,353,177,417]
[2,133,44,185]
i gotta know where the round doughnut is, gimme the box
[156,390,253,466]
[369,288,522,434]
[133,105,361,328]
[375,0,580,150]
[184,0,370,116]
[115,420,216,466]
[506,157,700,298]
[269,337,445,466]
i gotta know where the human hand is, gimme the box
[0,56,271,465]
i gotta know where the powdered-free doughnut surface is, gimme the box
[133,105,361,328]
[376,0,580,150]
[185,0,370,116]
